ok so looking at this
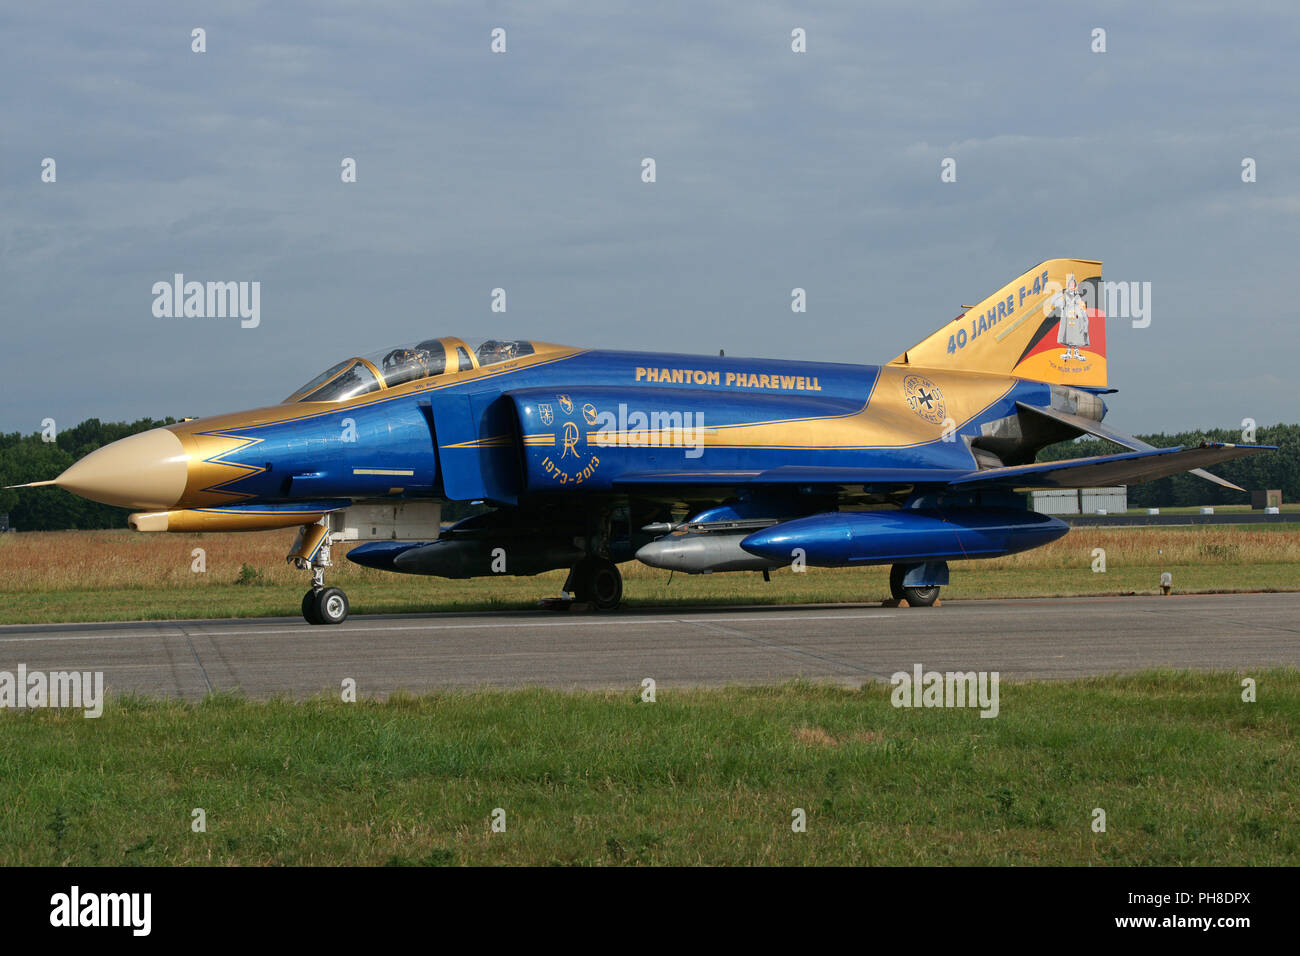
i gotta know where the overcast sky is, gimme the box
[2,1,1297,435]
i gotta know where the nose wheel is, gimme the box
[302,585,350,625]
[289,523,350,624]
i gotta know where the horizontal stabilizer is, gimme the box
[949,443,1272,490]
[1017,403,1254,491]
[601,445,1270,494]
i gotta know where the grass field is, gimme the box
[1,672,1293,866]
[1120,504,1300,515]
[0,524,1298,624]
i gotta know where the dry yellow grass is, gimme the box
[0,528,377,592]
[0,525,1296,593]
[998,525,1300,567]
[793,726,883,747]
[0,524,1297,624]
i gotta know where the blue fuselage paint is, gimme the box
[186,347,1057,505]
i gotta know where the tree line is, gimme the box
[1,418,1296,531]
[0,418,180,531]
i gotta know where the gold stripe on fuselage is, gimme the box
[683,367,1012,451]
[541,367,1011,453]
[441,435,515,450]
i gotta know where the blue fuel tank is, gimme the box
[739,507,1069,567]
[346,540,428,572]
[348,536,585,578]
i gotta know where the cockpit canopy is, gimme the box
[285,338,539,403]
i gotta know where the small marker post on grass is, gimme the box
[1160,571,1173,596]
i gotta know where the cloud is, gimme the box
[0,1,1296,433]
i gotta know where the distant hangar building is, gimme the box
[1030,487,1127,515]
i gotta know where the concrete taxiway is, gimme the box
[1,592,1297,700]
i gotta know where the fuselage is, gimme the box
[131,343,1065,512]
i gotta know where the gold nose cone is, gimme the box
[55,428,189,510]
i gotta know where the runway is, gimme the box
[1,592,1298,700]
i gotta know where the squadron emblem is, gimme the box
[903,375,946,425]
[560,422,580,459]
[1049,273,1091,363]
[557,394,574,416]
[539,403,553,426]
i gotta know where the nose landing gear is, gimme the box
[302,579,350,625]
[289,522,351,625]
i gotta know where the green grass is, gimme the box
[2,671,1295,865]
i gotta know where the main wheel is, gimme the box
[310,586,350,625]
[571,557,623,611]
[901,585,940,607]
[302,589,321,625]
[889,564,940,607]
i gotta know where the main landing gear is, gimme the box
[289,522,350,625]
[889,563,943,608]
[564,556,623,611]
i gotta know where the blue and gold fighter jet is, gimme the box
[16,259,1269,623]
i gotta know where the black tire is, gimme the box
[313,586,350,625]
[572,557,623,611]
[568,559,593,602]
[901,585,940,608]
[888,564,907,601]
[890,564,940,607]
[302,589,322,625]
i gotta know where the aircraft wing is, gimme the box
[946,442,1273,490]
[612,445,1270,493]
[612,466,969,489]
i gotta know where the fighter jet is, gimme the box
[15,259,1269,623]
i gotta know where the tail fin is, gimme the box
[889,258,1107,388]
